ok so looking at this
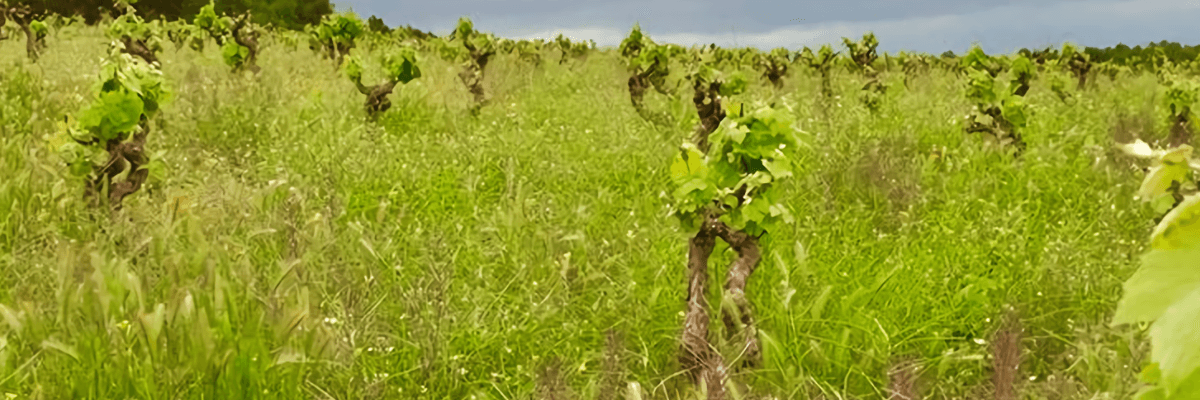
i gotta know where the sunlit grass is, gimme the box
[0,27,1167,399]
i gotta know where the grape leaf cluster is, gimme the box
[669,105,802,236]
[1113,139,1200,399]
[961,45,1033,152]
[309,11,364,66]
[57,50,170,204]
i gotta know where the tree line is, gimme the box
[10,0,332,30]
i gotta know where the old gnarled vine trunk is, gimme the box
[231,15,261,74]
[355,80,397,116]
[85,119,152,211]
[120,37,159,66]
[458,40,493,110]
[691,80,724,153]
[6,5,44,61]
[681,213,763,399]
[965,106,1027,155]
[681,214,728,398]
[1169,112,1192,148]
[679,81,763,399]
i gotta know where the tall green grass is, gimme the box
[0,27,1169,399]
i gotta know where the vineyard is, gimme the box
[1,6,1199,400]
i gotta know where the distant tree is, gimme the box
[1085,41,1200,66]
[367,15,389,34]
[206,0,331,30]
[8,0,330,30]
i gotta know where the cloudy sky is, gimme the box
[338,0,1200,54]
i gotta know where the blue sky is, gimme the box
[336,0,1200,54]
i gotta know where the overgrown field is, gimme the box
[0,25,1177,399]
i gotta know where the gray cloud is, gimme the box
[340,0,1200,53]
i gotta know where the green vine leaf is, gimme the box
[1149,286,1200,397]
[221,41,250,68]
[341,54,364,83]
[1136,146,1193,203]
[669,104,803,236]
[77,89,144,142]
[1151,194,1200,251]
[383,47,421,84]
[1113,244,1200,325]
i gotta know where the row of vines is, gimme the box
[2,2,1199,398]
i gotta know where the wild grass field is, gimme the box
[0,25,1176,399]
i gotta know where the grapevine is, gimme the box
[193,1,232,46]
[753,47,790,89]
[164,20,205,52]
[56,48,170,210]
[798,44,838,98]
[2,1,47,61]
[683,48,747,150]
[619,24,676,119]
[341,46,422,117]
[1112,139,1200,399]
[894,51,931,89]
[223,13,262,74]
[843,32,886,111]
[438,17,496,109]
[496,38,543,67]
[107,2,162,66]
[670,102,802,398]
[1159,71,1197,147]
[310,11,364,68]
[554,33,591,65]
[1059,43,1092,90]
[960,45,1031,154]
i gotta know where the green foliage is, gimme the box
[382,47,421,84]
[29,19,48,39]
[436,17,494,66]
[164,20,205,51]
[107,13,163,55]
[753,47,791,87]
[684,50,746,96]
[1113,134,1200,398]
[454,16,475,38]
[366,15,390,34]
[1117,141,1197,211]
[1113,196,1200,399]
[842,32,879,71]
[721,70,748,96]
[312,11,363,52]
[76,90,144,143]
[554,33,590,63]
[618,24,673,96]
[960,45,1001,77]
[9,27,1200,399]
[342,47,422,86]
[965,68,998,104]
[619,24,675,74]
[1009,55,1036,92]
[799,44,838,70]
[669,105,802,236]
[1161,73,1198,118]
[1085,41,1200,67]
[341,54,364,83]
[961,45,1032,147]
[58,52,169,173]
[429,36,464,62]
[193,1,232,38]
[618,23,645,59]
[220,40,250,68]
